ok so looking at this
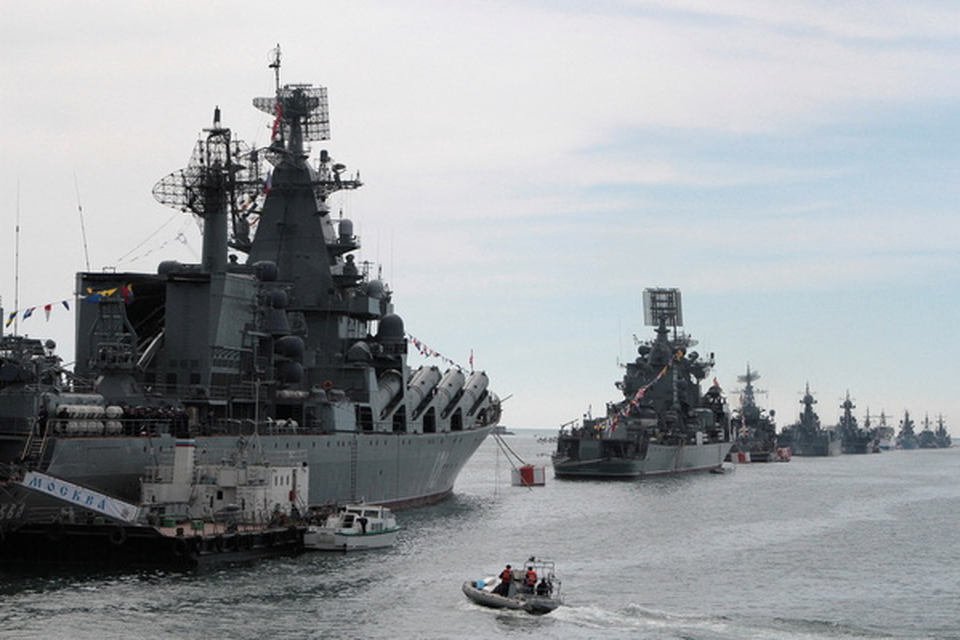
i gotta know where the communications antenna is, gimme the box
[269,44,282,92]
[151,108,263,261]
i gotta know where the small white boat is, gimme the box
[303,504,401,551]
[462,557,562,615]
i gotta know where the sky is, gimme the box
[1,1,959,433]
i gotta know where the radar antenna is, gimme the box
[252,60,362,202]
[152,108,264,262]
[254,84,330,151]
[734,365,765,407]
[737,365,761,386]
[643,288,683,328]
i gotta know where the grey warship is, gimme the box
[777,384,841,456]
[0,50,500,515]
[934,415,951,448]
[837,392,878,454]
[552,289,732,478]
[873,411,895,450]
[917,413,950,449]
[726,365,782,462]
[896,410,919,449]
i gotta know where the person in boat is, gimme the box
[536,577,552,597]
[525,566,538,594]
[358,516,368,534]
[495,565,513,596]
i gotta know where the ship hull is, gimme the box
[0,427,492,511]
[842,438,878,454]
[789,438,842,457]
[0,521,303,570]
[727,448,781,463]
[552,441,733,479]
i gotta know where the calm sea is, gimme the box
[2,431,959,639]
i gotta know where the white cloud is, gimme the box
[1,0,959,429]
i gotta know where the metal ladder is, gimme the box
[19,419,48,467]
[349,435,359,502]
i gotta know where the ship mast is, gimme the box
[269,44,282,93]
[152,108,252,274]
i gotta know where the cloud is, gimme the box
[2,0,959,430]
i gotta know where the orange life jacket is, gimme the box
[500,568,512,582]
[525,570,537,585]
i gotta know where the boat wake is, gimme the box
[546,603,897,639]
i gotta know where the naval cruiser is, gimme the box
[0,50,500,518]
[552,289,732,478]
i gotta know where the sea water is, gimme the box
[1,431,959,639]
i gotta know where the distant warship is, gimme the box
[726,365,782,462]
[935,415,951,448]
[896,410,919,450]
[918,415,938,449]
[873,411,895,450]
[906,413,951,449]
[837,392,878,454]
[778,384,841,456]
[0,49,500,519]
[552,289,732,478]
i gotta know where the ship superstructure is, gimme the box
[0,50,500,516]
[552,288,732,478]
